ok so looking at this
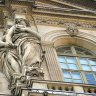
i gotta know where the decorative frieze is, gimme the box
[31,16,96,29]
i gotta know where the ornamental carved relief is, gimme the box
[0,17,45,95]
[65,27,79,37]
[32,16,96,29]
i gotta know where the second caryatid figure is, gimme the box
[0,18,42,80]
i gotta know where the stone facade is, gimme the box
[0,0,96,96]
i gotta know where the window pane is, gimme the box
[80,58,88,65]
[56,46,72,54]
[91,66,96,71]
[69,64,78,70]
[85,73,95,80]
[85,73,96,84]
[60,63,68,69]
[58,56,66,62]
[56,47,64,53]
[72,72,81,79]
[73,80,83,83]
[75,46,94,56]
[89,59,96,65]
[64,78,72,82]
[63,46,72,54]
[66,57,76,63]
[87,80,96,85]
[82,65,91,71]
[63,72,71,78]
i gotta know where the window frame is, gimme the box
[57,45,96,85]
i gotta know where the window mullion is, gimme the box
[87,58,93,71]
[76,57,82,71]
[70,72,74,82]
[71,46,77,54]
[81,72,87,84]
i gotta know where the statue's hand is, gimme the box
[8,43,17,49]
[15,25,27,32]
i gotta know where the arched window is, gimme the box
[56,46,96,85]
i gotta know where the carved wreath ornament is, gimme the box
[65,27,79,37]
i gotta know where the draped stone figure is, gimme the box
[13,18,41,67]
[0,18,41,80]
[0,26,22,80]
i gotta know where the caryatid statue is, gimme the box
[0,18,42,80]
[13,18,41,67]
[0,25,22,80]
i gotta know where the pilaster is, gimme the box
[41,41,63,81]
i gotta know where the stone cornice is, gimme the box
[6,0,96,19]
[0,0,96,30]
[32,3,96,19]
[50,0,92,10]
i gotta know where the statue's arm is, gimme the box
[5,25,16,44]
[20,27,41,40]
[0,40,9,47]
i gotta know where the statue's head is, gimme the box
[15,18,30,28]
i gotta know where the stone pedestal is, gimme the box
[32,82,47,89]
[9,65,45,96]
[74,86,86,96]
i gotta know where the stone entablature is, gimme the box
[0,0,96,30]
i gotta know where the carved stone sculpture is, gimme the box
[65,27,79,37]
[13,18,41,67]
[0,18,43,81]
[0,18,45,95]
[0,26,21,80]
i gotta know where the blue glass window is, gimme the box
[80,58,88,65]
[69,64,78,70]
[67,57,76,63]
[88,59,96,71]
[80,58,91,71]
[63,72,83,83]
[58,56,66,63]
[64,72,71,78]
[91,66,96,71]
[63,72,72,83]
[80,58,96,71]
[60,63,68,69]
[82,65,91,71]
[72,72,83,83]
[85,73,96,85]
[58,56,78,70]
[57,46,96,85]
[89,59,96,65]
[72,72,81,79]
